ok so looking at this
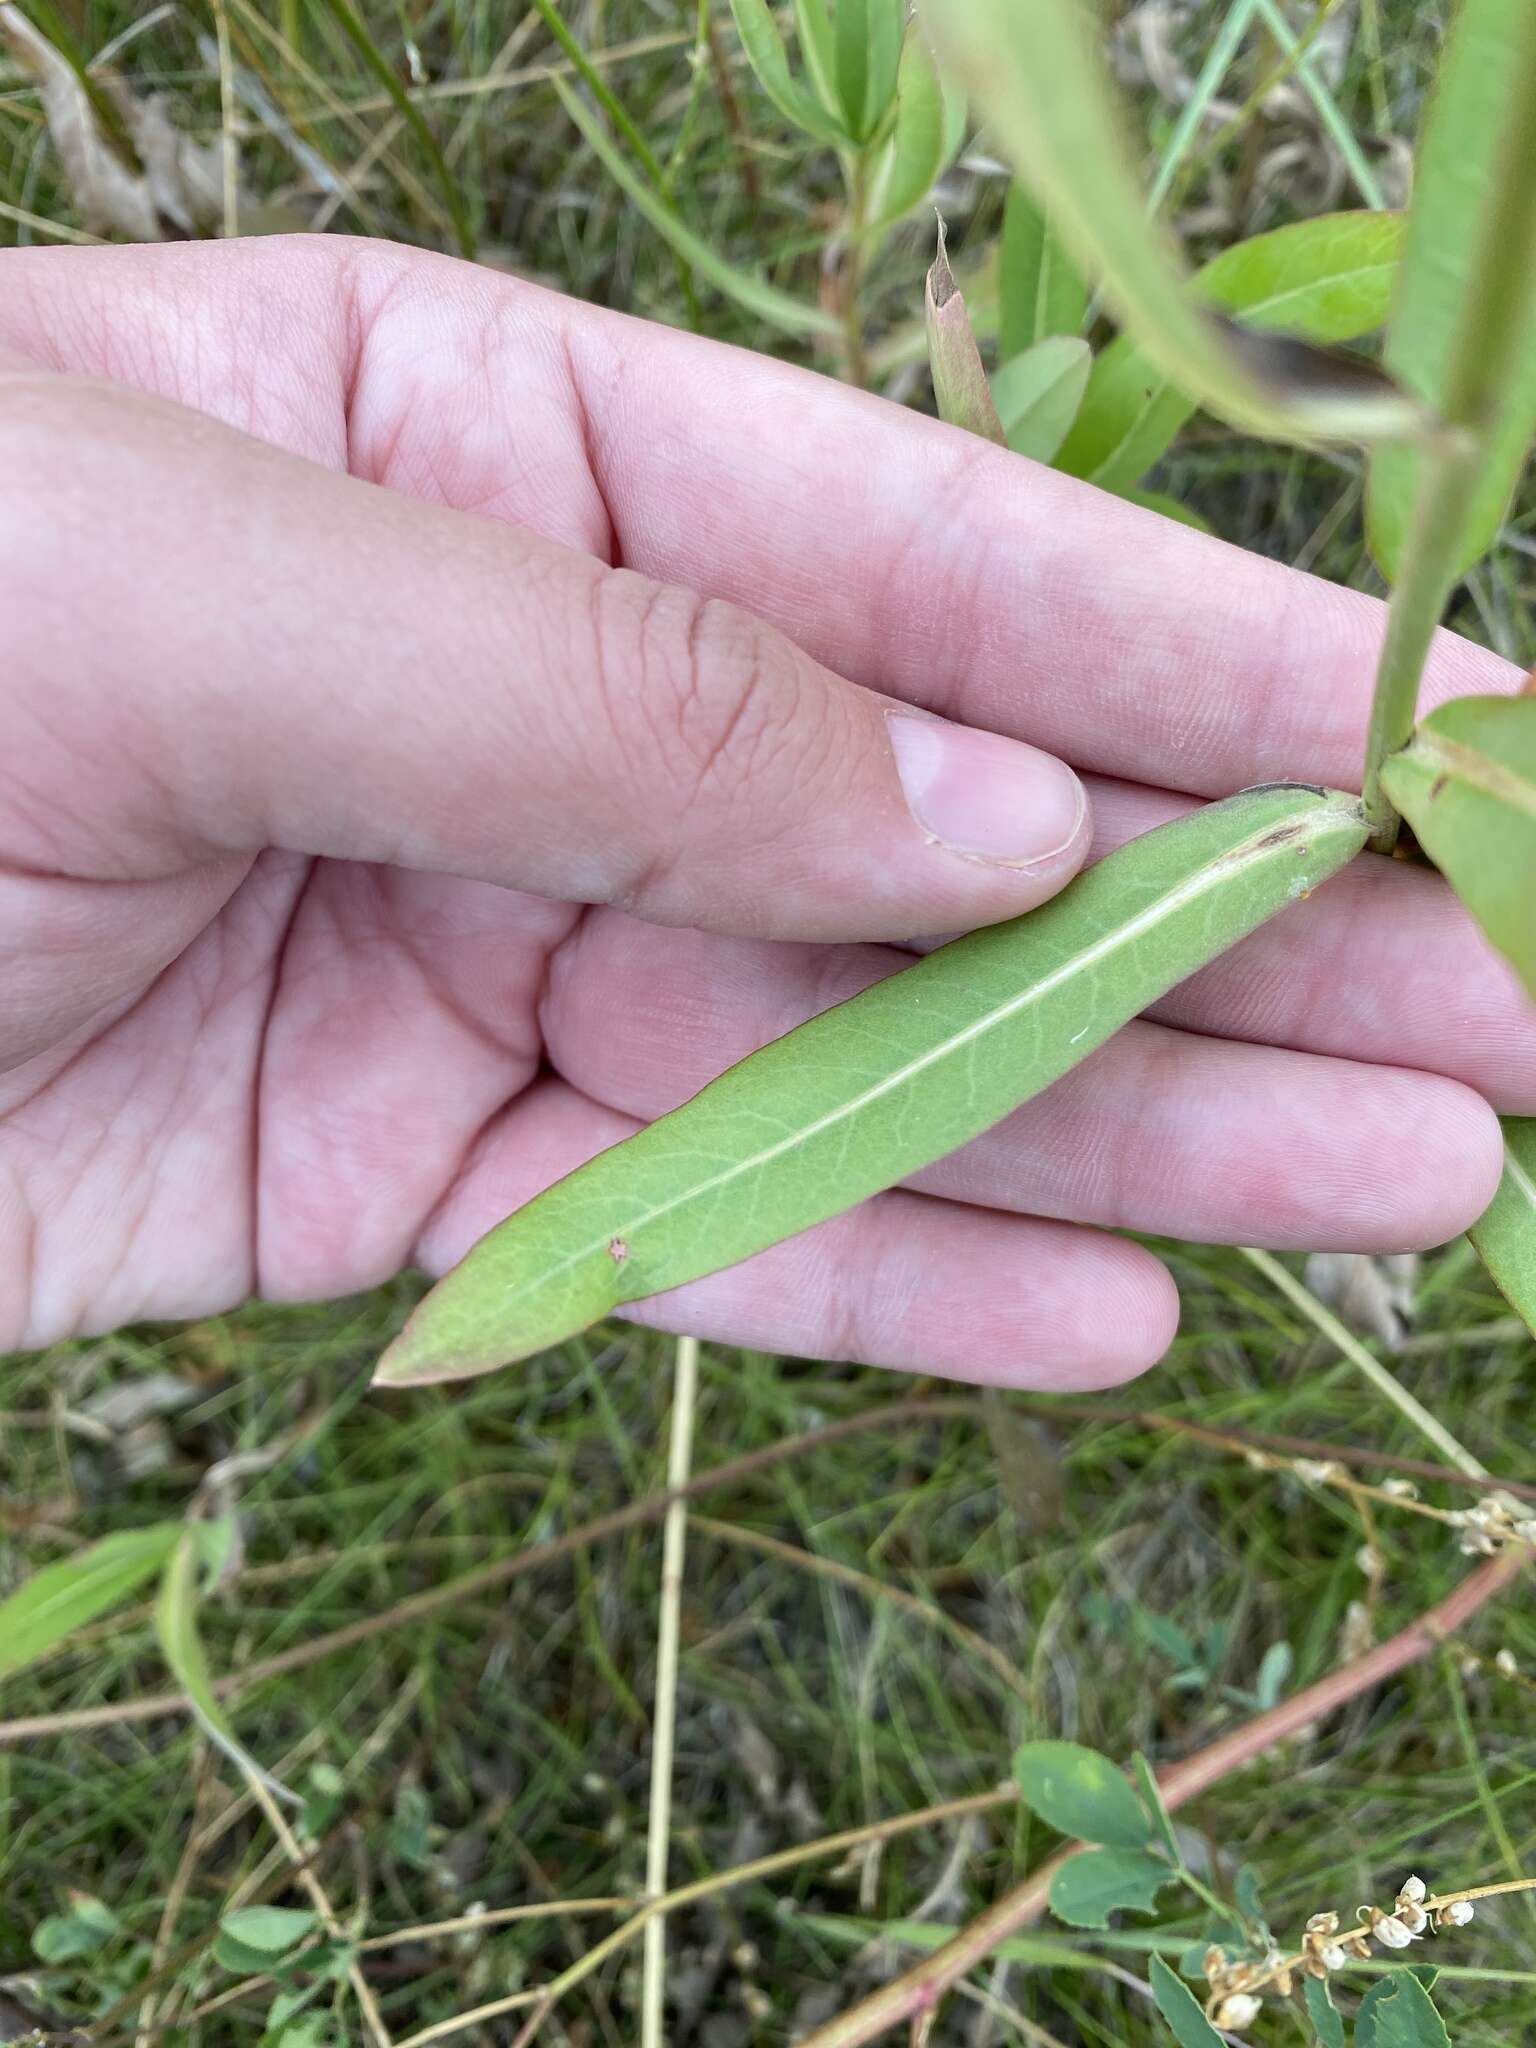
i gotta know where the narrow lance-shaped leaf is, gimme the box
[867,26,950,228]
[552,78,838,338]
[1057,210,1405,494]
[926,219,1006,444]
[1468,1117,1536,1338]
[1380,694,1536,994]
[0,1524,182,1683]
[1370,0,1536,580]
[999,179,1087,359]
[1048,1849,1174,1929]
[1148,1955,1225,2048]
[991,335,1092,464]
[728,0,849,146]
[376,784,1368,1386]
[835,0,902,141]
[792,0,841,119]
[155,1527,299,1804]
[920,0,1422,446]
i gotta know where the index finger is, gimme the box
[545,285,1516,797]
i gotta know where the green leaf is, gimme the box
[1254,1639,1292,1711]
[729,0,849,143]
[868,28,949,227]
[1132,1753,1180,1862]
[1303,1974,1346,2048]
[1356,1972,1452,2048]
[375,784,1367,1385]
[1057,211,1405,493]
[222,1908,320,1954]
[922,0,1421,447]
[926,220,1006,444]
[1369,0,1536,580]
[214,1928,300,1976]
[999,179,1087,359]
[156,1528,294,1801]
[1013,1741,1152,1849]
[32,1898,119,1962]
[552,77,837,337]
[1380,694,1536,994]
[792,0,840,116]
[1121,488,1212,534]
[835,0,902,140]
[1469,1117,1536,1335]
[1048,1848,1175,1928]
[1149,1953,1225,2047]
[992,336,1092,463]
[0,1524,182,1682]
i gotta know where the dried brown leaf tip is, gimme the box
[924,216,1007,448]
[0,3,227,240]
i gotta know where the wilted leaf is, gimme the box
[1369,0,1536,581]
[376,785,1368,1384]
[1149,1954,1225,2047]
[1057,211,1405,493]
[926,218,1007,444]
[1048,1848,1174,1928]
[1356,1972,1452,2048]
[1380,694,1536,995]
[1014,1741,1151,1849]
[1304,1974,1346,2048]
[1469,1118,1536,1337]
[992,335,1092,462]
[0,4,224,239]
[921,0,1422,447]
[0,1525,182,1682]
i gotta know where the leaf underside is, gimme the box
[1468,1117,1536,1337]
[377,786,1367,1385]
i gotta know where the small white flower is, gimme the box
[1400,1904,1428,1934]
[1496,1648,1519,1677]
[1320,1943,1348,1971]
[1398,1875,1427,1905]
[1373,1914,1415,1949]
[1355,1543,1383,1577]
[1213,1993,1263,2031]
[1443,1900,1475,1927]
[1515,1519,1536,1545]
[1296,1459,1342,1486]
[1381,1477,1420,1499]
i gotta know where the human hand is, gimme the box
[0,237,1526,1384]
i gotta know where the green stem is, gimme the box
[840,146,871,385]
[1361,8,1536,846]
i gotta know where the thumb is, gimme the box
[1,371,1089,945]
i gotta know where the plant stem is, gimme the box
[1361,9,1536,845]
[796,1549,1526,2047]
[840,147,872,385]
[640,1334,699,2048]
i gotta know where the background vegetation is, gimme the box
[1,4,1533,2043]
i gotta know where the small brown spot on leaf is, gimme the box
[608,1236,629,1264]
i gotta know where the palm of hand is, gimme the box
[0,238,1526,1378]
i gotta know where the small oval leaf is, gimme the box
[1469,1117,1536,1337]
[1379,694,1536,995]
[1304,1974,1346,2048]
[1149,1953,1225,2047]
[222,1906,319,1953]
[1356,1972,1451,2048]
[1048,1848,1173,1928]
[376,785,1367,1385]
[1014,1741,1151,1849]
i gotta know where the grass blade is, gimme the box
[921,0,1421,446]
[729,0,848,145]
[0,1525,181,1682]
[992,335,1092,463]
[376,785,1368,1385]
[1468,1119,1536,1338]
[1369,0,1536,582]
[1057,211,1404,494]
[998,179,1088,360]
[315,0,474,258]
[553,78,837,338]
[1381,694,1536,994]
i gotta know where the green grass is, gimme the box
[2,5,1534,2045]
